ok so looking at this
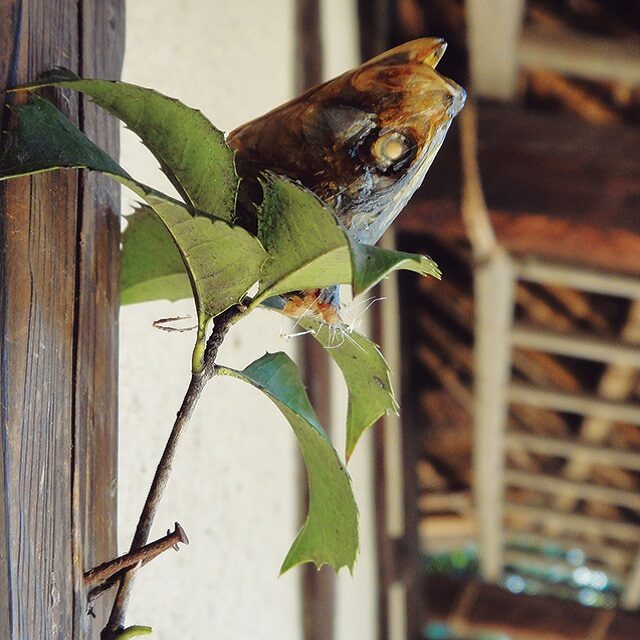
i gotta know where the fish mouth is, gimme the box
[366,37,448,69]
[445,78,466,117]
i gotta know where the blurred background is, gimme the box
[118,1,640,639]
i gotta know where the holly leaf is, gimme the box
[218,352,358,573]
[121,205,191,305]
[253,175,352,304]
[0,97,266,350]
[115,627,153,640]
[349,242,441,296]
[253,175,440,305]
[298,316,398,460]
[17,68,238,220]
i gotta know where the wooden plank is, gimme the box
[621,553,640,609]
[75,1,124,635]
[357,0,392,61]
[372,234,409,640]
[547,301,640,536]
[476,105,640,235]
[397,235,426,640]
[520,25,640,85]
[398,204,640,277]
[509,383,640,425]
[503,549,626,585]
[0,4,80,638]
[356,6,398,638]
[294,3,335,639]
[505,469,640,511]
[506,432,640,472]
[504,529,634,570]
[424,575,640,640]
[426,576,640,640]
[505,504,640,542]
[466,0,526,99]
[473,250,516,580]
[396,104,640,276]
[511,324,640,367]
[0,1,122,638]
[516,260,640,300]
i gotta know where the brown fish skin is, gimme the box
[228,38,465,322]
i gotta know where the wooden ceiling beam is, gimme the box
[503,549,626,586]
[506,432,640,473]
[425,575,640,640]
[520,25,640,85]
[505,503,640,542]
[473,251,516,581]
[398,104,640,274]
[515,260,640,299]
[511,324,640,368]
[509,384,640,426]
[466,0,526,99]
[505,469,640,512]
[504,529,634,571]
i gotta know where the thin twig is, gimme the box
[101,307,240,639]
[85,522,189,589]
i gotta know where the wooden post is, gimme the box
[0,1,123,638]
[294,2,336,639]
[473,249,515,581]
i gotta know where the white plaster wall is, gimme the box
[118,2,301,639]
[118,1,379,639]
[319,3,380,637]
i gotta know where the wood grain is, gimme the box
[0,1,123,638]
[397,103,640,275]
[425,575,640,640]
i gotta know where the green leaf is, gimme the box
[118,175,440,324]
[218,352,358,573]
[0,97,266,331]
[253,175,440,305]
[114,626,153,639]
[298,316,398,460]
[254,175,352,303]
[350,242,441,296]
[0,96,126,180]
[121,205,191,305]
[1,94,440,325]
[18,68,238,221]
[140,190,266,325]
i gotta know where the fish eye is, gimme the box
[370,131,415,172]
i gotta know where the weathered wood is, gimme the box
[473,250,515,581]
[511,323,640,368]
[398,203,640,276]
[505,469,640,511]
[506,432,640,473]
[425,575,640,640]
[294,2,335,639]
[397,261,428,640]
[509,384,640,426]
[373,229,409,640]
[504,529,633,570]
[505,503,640,542]
[397,104,640,274]
[75,2,124,636]
[0,1,122,638]
[466,0,526,99]
[520,24,640,85]
[515,260,640,299]
[476,105,640,233]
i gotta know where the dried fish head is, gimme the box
[228,37,465,245]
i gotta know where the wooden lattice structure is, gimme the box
[366,0,640,638]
